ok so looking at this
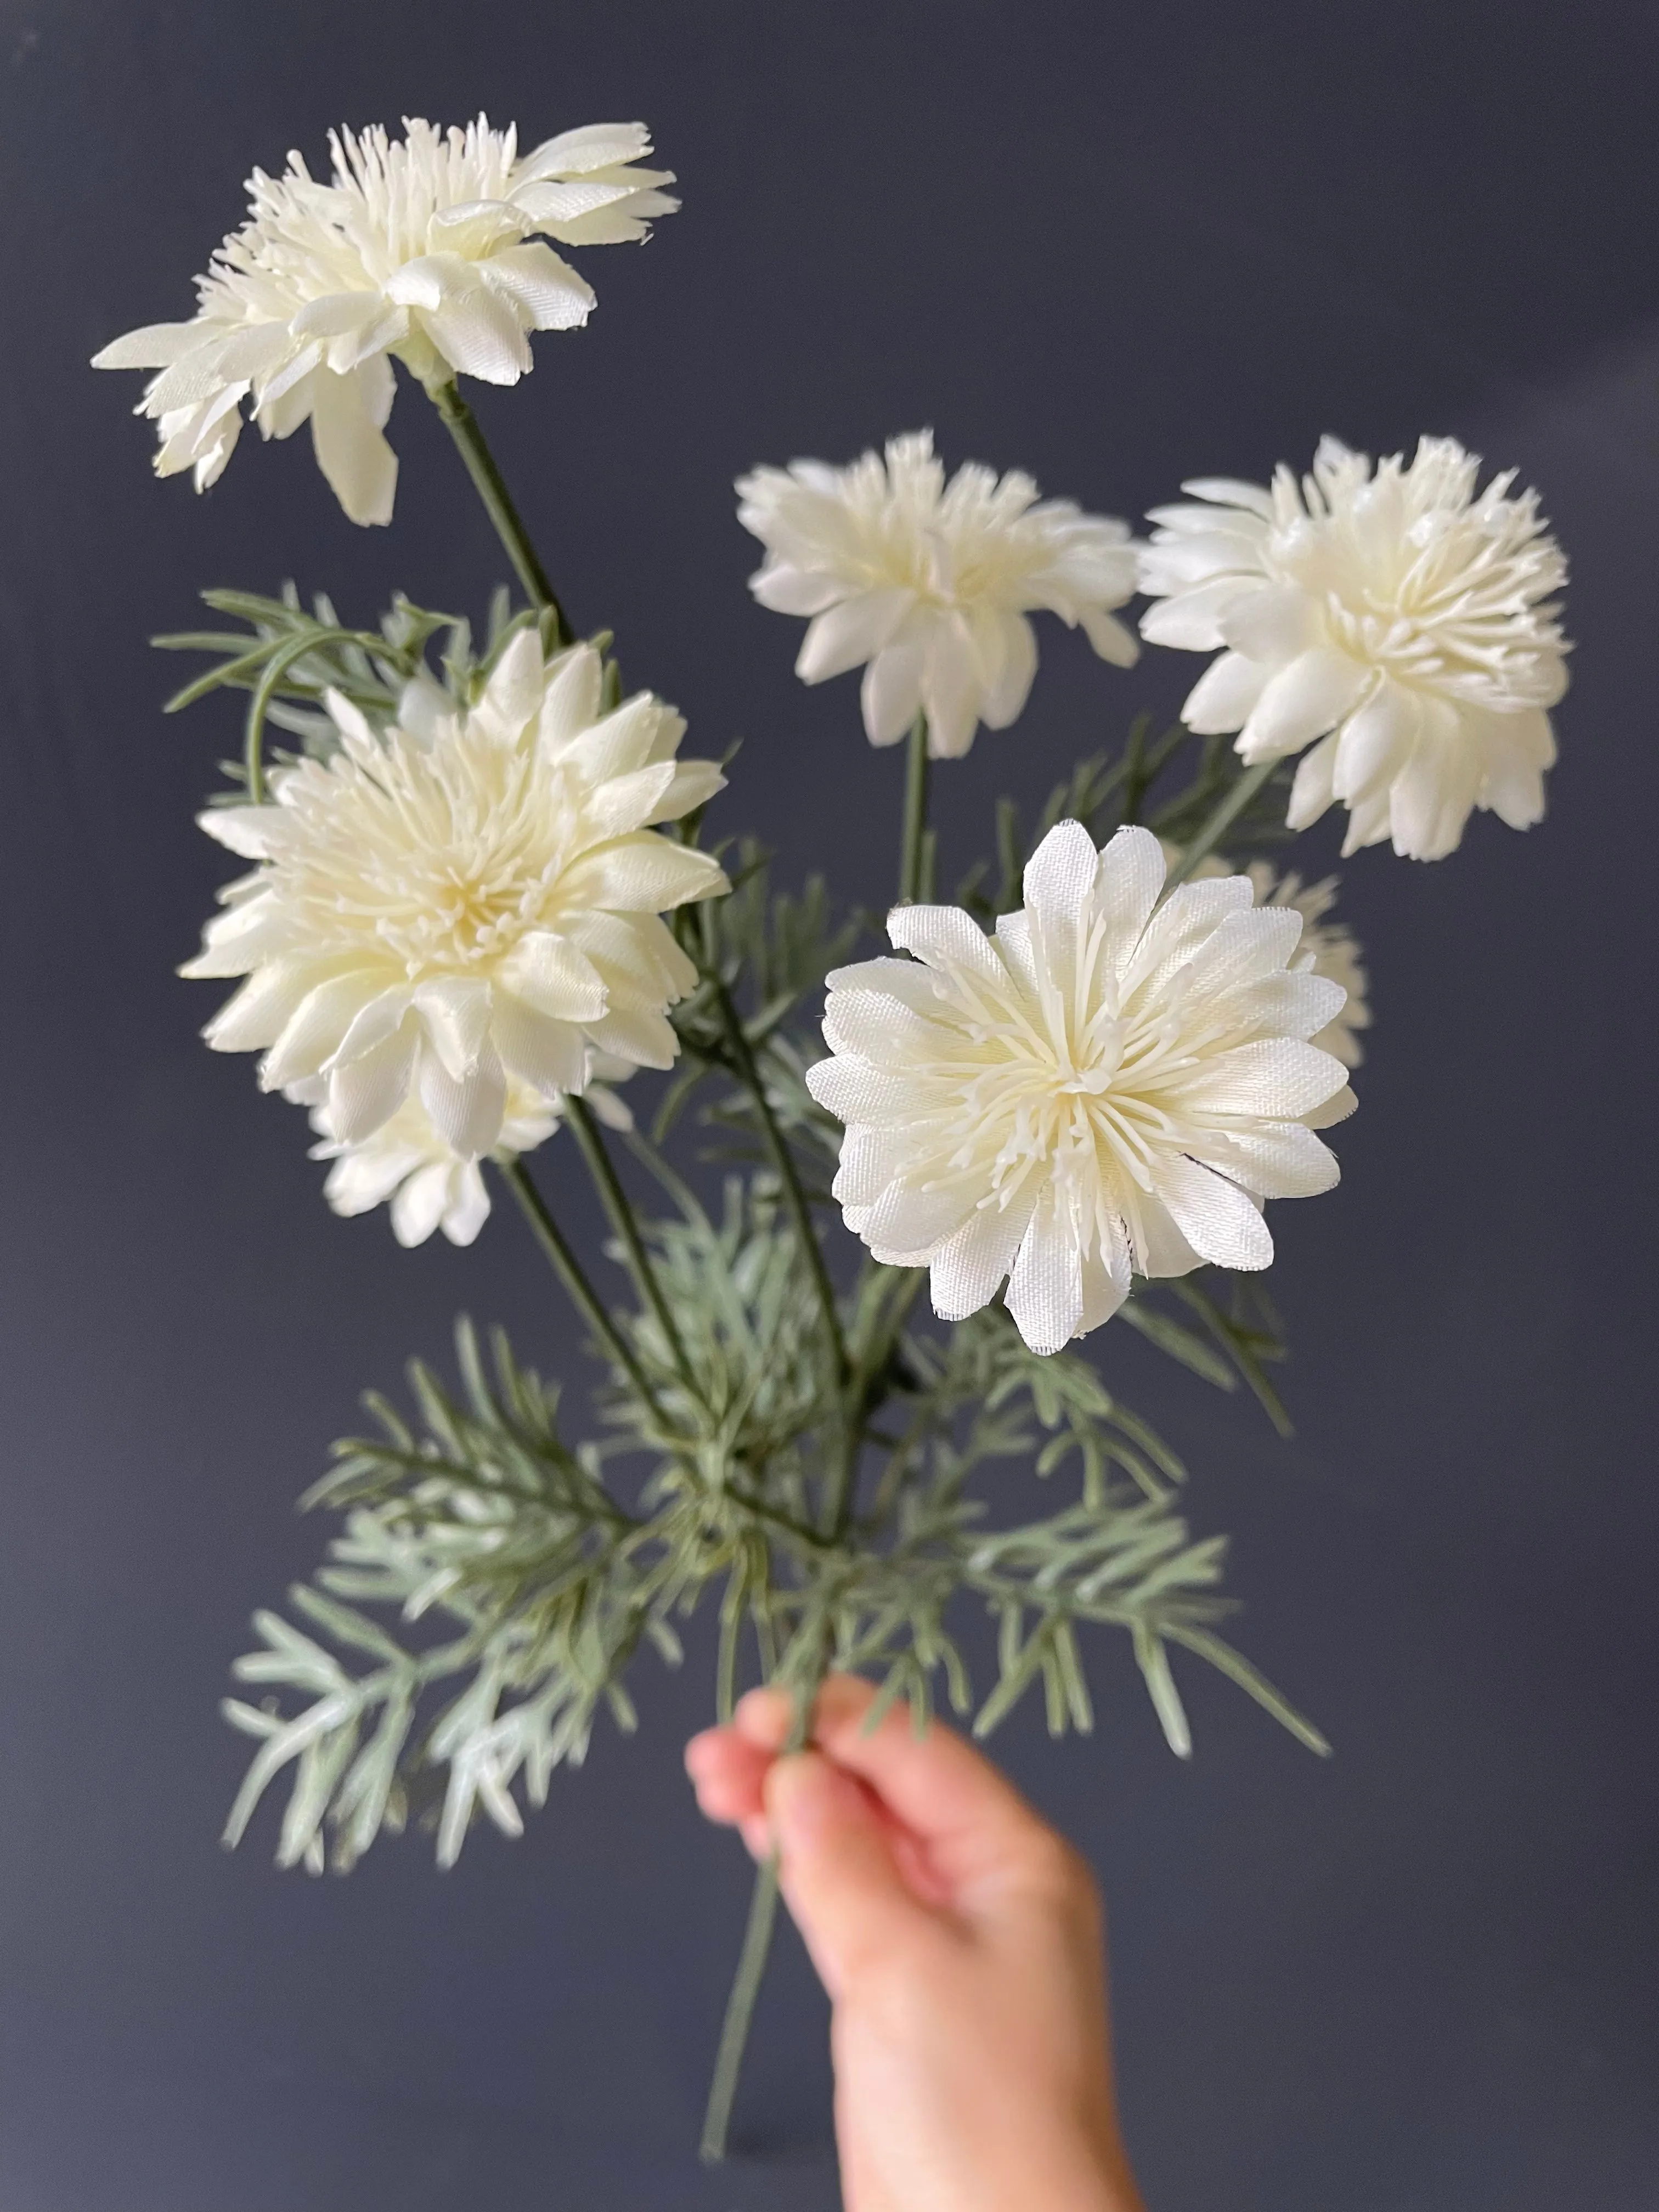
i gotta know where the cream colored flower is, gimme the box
[183,634,726,1160]
[1167,846,1371,1069]
[92,117,676,523]
[737,430,1139,759]
[1139,437,1570,859]
[303,1054,635,1247]
[806,822,1353,1355]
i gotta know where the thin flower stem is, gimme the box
[699,1677,818,2163]
[899,712,931,904]
[713,980,847,1385]
[564,1096,699,1397]
[699,1855,781,2164]
[496,1158,661,1412]
[1162,757,1279,888]
[426,380,573,646]
[709,973,860,1534]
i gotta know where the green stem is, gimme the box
[700,1855,782,2164]
[700,1678,819,2163]
[1162,757,1279,889]
[713,981,847,1384]
[565,1096,698,1397]
[710,976,860,1534]
[1117,713,1149,827]
[899,712,931,905]
[496,1158,661,1414]
[426,379,572,646]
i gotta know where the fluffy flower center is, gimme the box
[204,122,526,320]
[946,952,1192,1216]
[1267,444,1567,704]
[279,739,578,978]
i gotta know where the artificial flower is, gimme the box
[303,1053,635,1248]
[1169,848,1371,1069]
[183,633,727,1160]
[737,430,1139,759]
[92,117,677,524]
[806,821,1353,1355]
[1138,437,1570,859]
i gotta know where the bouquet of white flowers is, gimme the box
[93,112,1571,2162]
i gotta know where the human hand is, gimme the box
[685,1675,1144,2212]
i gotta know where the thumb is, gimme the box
[765,1751,926,1997]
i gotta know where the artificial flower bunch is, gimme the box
[97,114,1570,2160]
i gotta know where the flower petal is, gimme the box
[391,1161,460,1247]
[554,836,728,915]
[92,321,205,369]
[1286,731,1340,831]
[441,1164,493,1246]
[929,1194,1037,1322]
[860,641,927,746]
[413,977,493,1081]
[417,1035,506,1158]
[1096,827,1166,964]
[1237,646,1368,763]
[309,366,398,527]
[493,994,589,1095]
[1156,1157,1273,1271]
[494,932,608,1023]
[328,1023,419,1143]
[796,588,915,684]
[1192,1122,1340,1199]
[1181,650,1272,735]
[751,564,844,618]
[1176,1037,1348,1119]
[1332,681,1417,804]
[261,974,392,1087]
[1139,578,1251,652]
[484,242,595,331]
[1005,1187,1085,1355]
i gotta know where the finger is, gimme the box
[684,1728,771,1826]
[685,1725,769,1792]
[737,1677,1057,1898]
[765,1751,933,1998]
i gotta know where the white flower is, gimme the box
[805,822,1353,1355]
[92,116,677,524]
[737,430,1140,759]
[183,633,727,1162]
[1169,848,1371,1069]
[303,1054,635,1248]
[1138,437,1570,860]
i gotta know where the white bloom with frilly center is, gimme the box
[1138,437,1570,860]
[806,822,1353,1355]
[302,1055,635,1248]
[183,633,726,1163]
[737,431,1140,759]
[92,116,676,524]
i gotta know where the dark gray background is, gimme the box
[1,1,1654,2204]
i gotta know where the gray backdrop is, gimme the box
[1,2,1655,2205]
